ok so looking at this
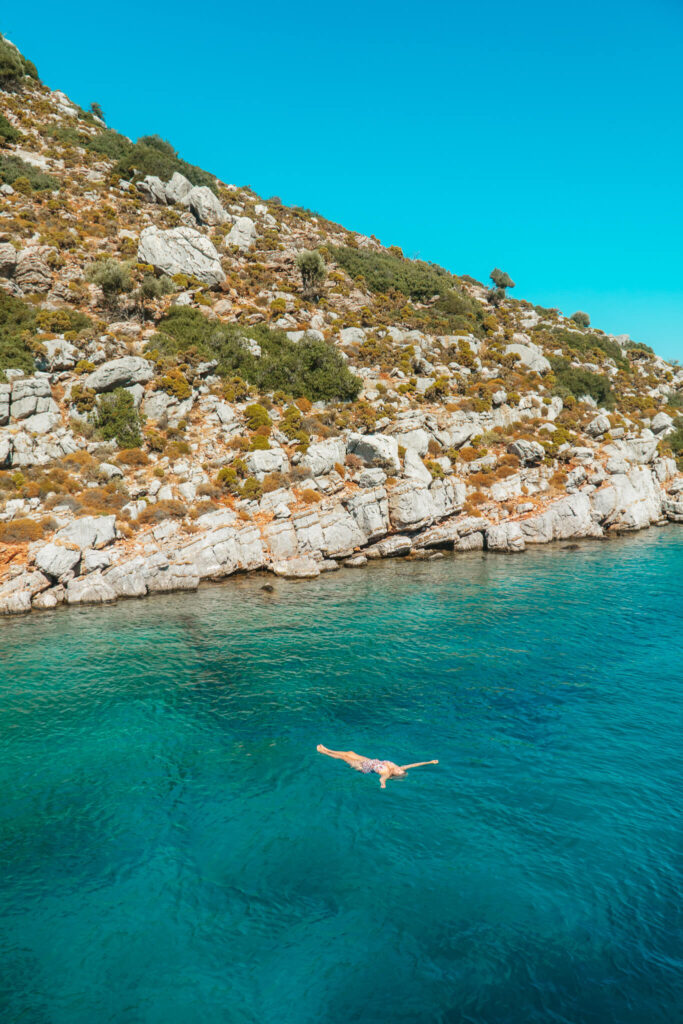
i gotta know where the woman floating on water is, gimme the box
[317,744,438,789]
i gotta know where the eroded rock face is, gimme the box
[34,541,81,580]
[86,357,155,393]
[15,248,52,292]
[388,482,433,531]
[226,217,257,250]
[10,377,53,420]
[244,447,289,479]
[486,521,525,552]
[182,186,228,226]
[301,438,346,478]
[165,172,193,203]
[590,465,662,530]
[0,571,50,614]
[0,243,17,277]
[344,487,390,541]
[347,433,400,473]
[508,439,545,465]
[137,226,225,285]
[136,176,168,204]
[504,339,551,374]
[56,515,117,550]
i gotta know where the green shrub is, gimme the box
[296,250,327,299]
[148,307,361,402]
[0,292,38,377]
[550,358,615,408]
[94,389,142,447]
[571,311,591,327]
[0,112,20,144]
[240,477,262,501]
[0,35,25,89]
[490,268,515,290]
[666,420,683,456]
[115,134,216,191]
[86,129,132,163]
[86,259,133,307]
[0,153,57,191]
[158,368,191,400]
[542,327,627,369]
[244,403,271,430]
[35,308,91,334]
[329,245,454,301]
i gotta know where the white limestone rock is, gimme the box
[138,226,225,285]
[56,515,116,550]
[301,438,346,478]
[226,217,257,251]
[347,433,400,473]
[182,185,228,226]
[86,357,154,393]
[485,521,526,552]
[34,542,81,580]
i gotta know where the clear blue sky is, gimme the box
[4,1,683,358]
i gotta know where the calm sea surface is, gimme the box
[1,529,682,1024]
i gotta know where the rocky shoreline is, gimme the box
[2,438,681,615]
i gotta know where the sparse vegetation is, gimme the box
[94,389,142,447]
[148,308,361,402]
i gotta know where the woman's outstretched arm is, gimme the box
[399,759,439,770]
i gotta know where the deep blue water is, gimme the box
[1,529,682,1024]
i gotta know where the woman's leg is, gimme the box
[317,745,364,766]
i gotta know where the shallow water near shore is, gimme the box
[1,529,682,1023]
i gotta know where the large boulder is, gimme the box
[520,492,600,543]
[395,427,431,456]
[505,338,551,374]
[301,438,346,477]
[41,337,78,371]
[347,433,400,473]
[165,172,193,204]
[55,515,116,550]
[34,541,81,580]
[318,506,365,558]
[137,226,225,285]
[182,186,228,226]
[263,520,299,561]
[290,509,324,554]
[271,556,320,579]
[507,439,545,465]
[344,487,390,541]
[590,466,662,530]
[0,570,50,615]
[0,383,10,425]
[136,175,168,204]
[226,217,257,250]
[15,248,51,292]
[403,448,432,485]
[0,243,17,277]
[243,447,289,479]
[651,411,674,435]
[485,521,525,552]
[388,482,433,530]
[86,356,155,393]
[66,573,118,605]
[586,413,611,437]
[10,377,54,420]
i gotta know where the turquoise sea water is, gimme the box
[1,530,682,1024]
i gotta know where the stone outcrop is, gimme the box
[226,217,257,250]
[137,226,225,285]
[85,357,155,393]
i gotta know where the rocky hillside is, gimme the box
[1,34,682,614]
